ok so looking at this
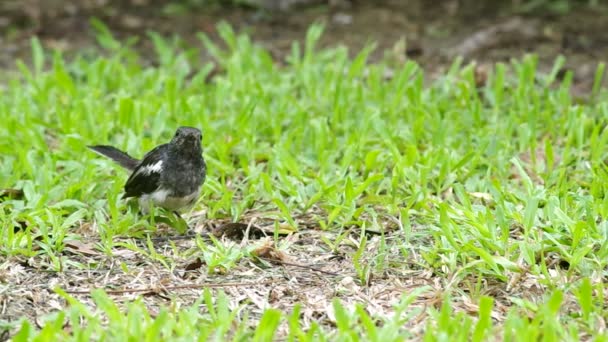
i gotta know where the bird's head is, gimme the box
[170,126,202,152]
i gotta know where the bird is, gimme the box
[88,127,206,217]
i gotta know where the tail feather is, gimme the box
[88,145,139,171]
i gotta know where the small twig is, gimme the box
[65,279,277,295]
[260,257,340,276]
[114,233,211,244]
[147,232,210,243]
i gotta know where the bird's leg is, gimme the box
[173,210,190,232]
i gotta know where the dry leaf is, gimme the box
[252,239,289,262]
[64,240,100,256]
[184,257,204,272]
[277,222,298,234]
[111,248,137,259]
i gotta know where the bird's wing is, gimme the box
[123,144,168,198]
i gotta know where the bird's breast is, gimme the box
[140,188,201,211]
[160,156,206,197]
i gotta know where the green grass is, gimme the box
[1,21,608,340]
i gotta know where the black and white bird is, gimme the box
[88,127,206,215]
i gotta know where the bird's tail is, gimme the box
[87,145,139,171]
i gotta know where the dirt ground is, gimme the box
[1,0,607,94]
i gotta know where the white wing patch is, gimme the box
[136,160,163,176]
